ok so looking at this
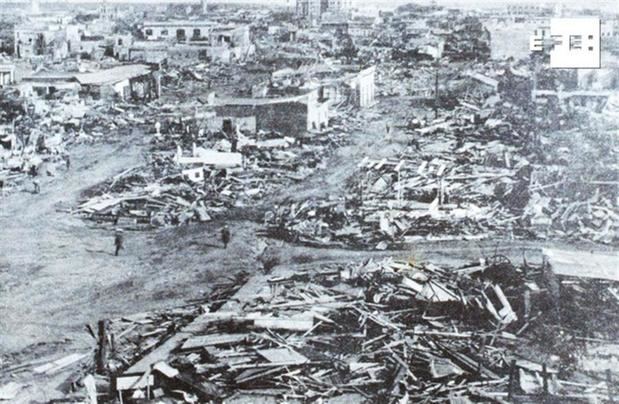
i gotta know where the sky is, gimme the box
[0,0,616,13]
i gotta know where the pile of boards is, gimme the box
[4,252,616,402]
[73,126,351,229]
[0,272,249,402]
[91,254,617,402]
[263,106,618,248]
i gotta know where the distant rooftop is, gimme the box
[74,64,151,86]
[214,92,315,107]
[142,20,215,27]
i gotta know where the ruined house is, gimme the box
[212,90,329,136]
[138,21,254,63]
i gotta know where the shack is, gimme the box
[74,64,160,101]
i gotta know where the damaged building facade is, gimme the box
[20,64,160,101]
[212,90,329,135]
[296,0,353,22]
[136,21,254,63]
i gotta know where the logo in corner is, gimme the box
[530,18,601,69]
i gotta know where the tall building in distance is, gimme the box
[30,0,40,14]
[296,0,352,22]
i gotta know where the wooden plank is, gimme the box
[236,366,286,384]
[33,353,89,375]
[181,333,246,350]
[116,374,154,391]
[153,361,179,378]
[257,348,309,365]
[253,316,314,331]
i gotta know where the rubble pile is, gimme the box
[262,137,525,249]
[262,57,618,248]
[74,124,353,228]
[105,271,250,375]
[0,101,70,194]
[0,271,249,402]
[17,254,617,403]
[441,17,491,62]
[264,124,617,248]
[376,64,437,98]
[0,91,154,195]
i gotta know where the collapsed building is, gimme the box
[13,16,79,60]
[19,64,160,101]
[211,90,329,136]
[0,61,16,86]
[13,12,119,61]
[270,64,376,108]
[4,251,618,403]
[207,65,376,134]
[1,2,618,402]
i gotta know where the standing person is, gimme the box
[221,225,231,249]
[411,137,421,151]
[32,179,40,194]
[230,133,238,153]
[385,123,391,134]
[114,230,124,256]
[65,154,71,170]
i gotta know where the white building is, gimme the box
[296,0,353,22]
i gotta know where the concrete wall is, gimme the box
[142,24,249,47]
[215,102,308,136]
[78,39,104,56]
[142,24,211,41]
[128,47,168,64]
[14,29,55,59]
[307,99,329,130]
[349,66,376,108]
[0,66,15,86]
[206,116,257,133]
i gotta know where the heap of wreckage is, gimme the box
[72,105,359,228]
[262,61,618,249]
[0,85,153,195]
[1,248,617,402]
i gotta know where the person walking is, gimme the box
[32,179,40,194]
[114,230,124,256]
[221,225,231,249]
[65,154,71,170]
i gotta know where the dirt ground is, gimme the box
[0,98,614,402]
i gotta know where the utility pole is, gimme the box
[96,320,109,375]
[434,59,439,119]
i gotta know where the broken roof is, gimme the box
[142,20,215,27]
[466,72,499,89]
[74,64,152,86]
[23,70,76,82]
[214,93,314,106]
